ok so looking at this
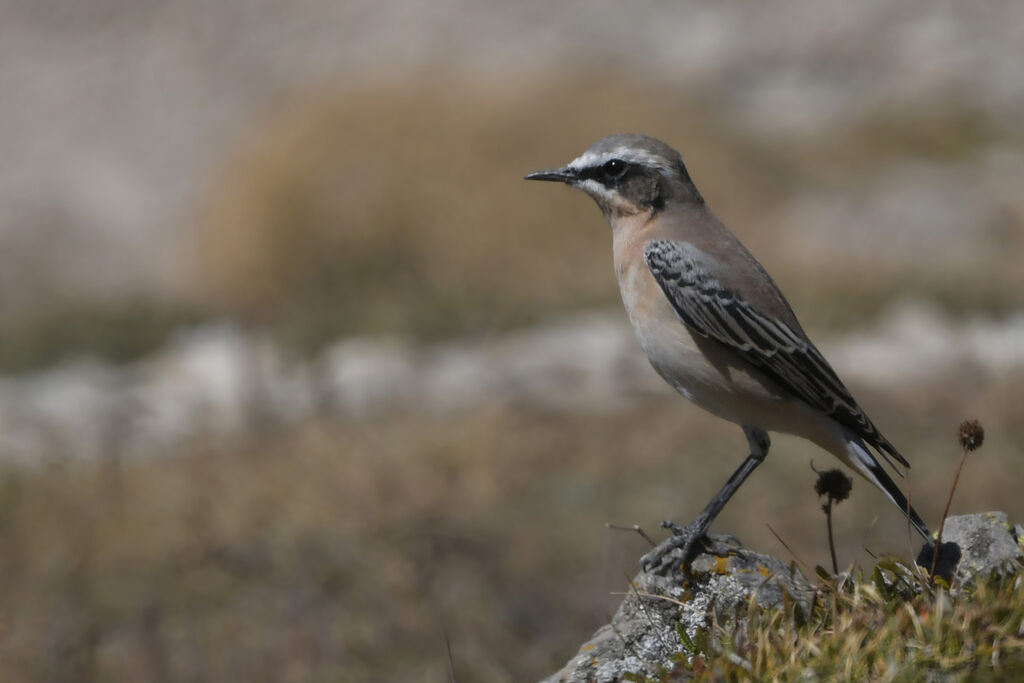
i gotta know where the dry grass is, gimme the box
[659,560,1024,681]
[0,377,1020,681]
[0,300,199,374]
[192,74,743,349]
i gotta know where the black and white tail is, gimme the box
[845,438,930,540]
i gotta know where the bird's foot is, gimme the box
[639,519,710,575]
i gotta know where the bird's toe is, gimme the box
[639,523,709,574]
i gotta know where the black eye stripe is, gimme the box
[579,159,630,183]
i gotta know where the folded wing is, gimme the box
[643,238,908,473]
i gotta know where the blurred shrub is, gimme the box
[195,75,1022,355]
[0,300,198,374]
[193,76,765,352]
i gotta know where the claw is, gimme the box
[660,520,686,536]
[639,519,710,574]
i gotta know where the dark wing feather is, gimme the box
[643,239,908,472]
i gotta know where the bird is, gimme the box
[525,133,930,573]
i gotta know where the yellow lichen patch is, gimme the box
[714,557,729,574]
[583,645,595,652]
[758,564,772,577]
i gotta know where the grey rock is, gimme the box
[541,533,814,683]
[939,511,1023,582]
[544,513,1023,682]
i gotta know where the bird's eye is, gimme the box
[602,159,627,179]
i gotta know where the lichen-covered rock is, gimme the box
[543,513,1024,683]
[939,511,1023,582]
[541,534,814,683]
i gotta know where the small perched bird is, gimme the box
[526,134,930,573]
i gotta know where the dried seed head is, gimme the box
[958,419,985,452]
[815,468,853,504]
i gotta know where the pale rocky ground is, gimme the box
[2,300,1021,463]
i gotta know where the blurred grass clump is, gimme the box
[0,300,199,374]
[191,75,784,353]
[0,407,705,682]
[193,74,1023,354]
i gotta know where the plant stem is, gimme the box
[931,446,969,575]
[825,500,838,575]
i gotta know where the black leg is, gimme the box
[640,426,770,574]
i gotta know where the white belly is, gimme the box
[616,256,789,429]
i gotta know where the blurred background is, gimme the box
[1,1,1023,680]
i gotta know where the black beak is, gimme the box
[524,167,576,183]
